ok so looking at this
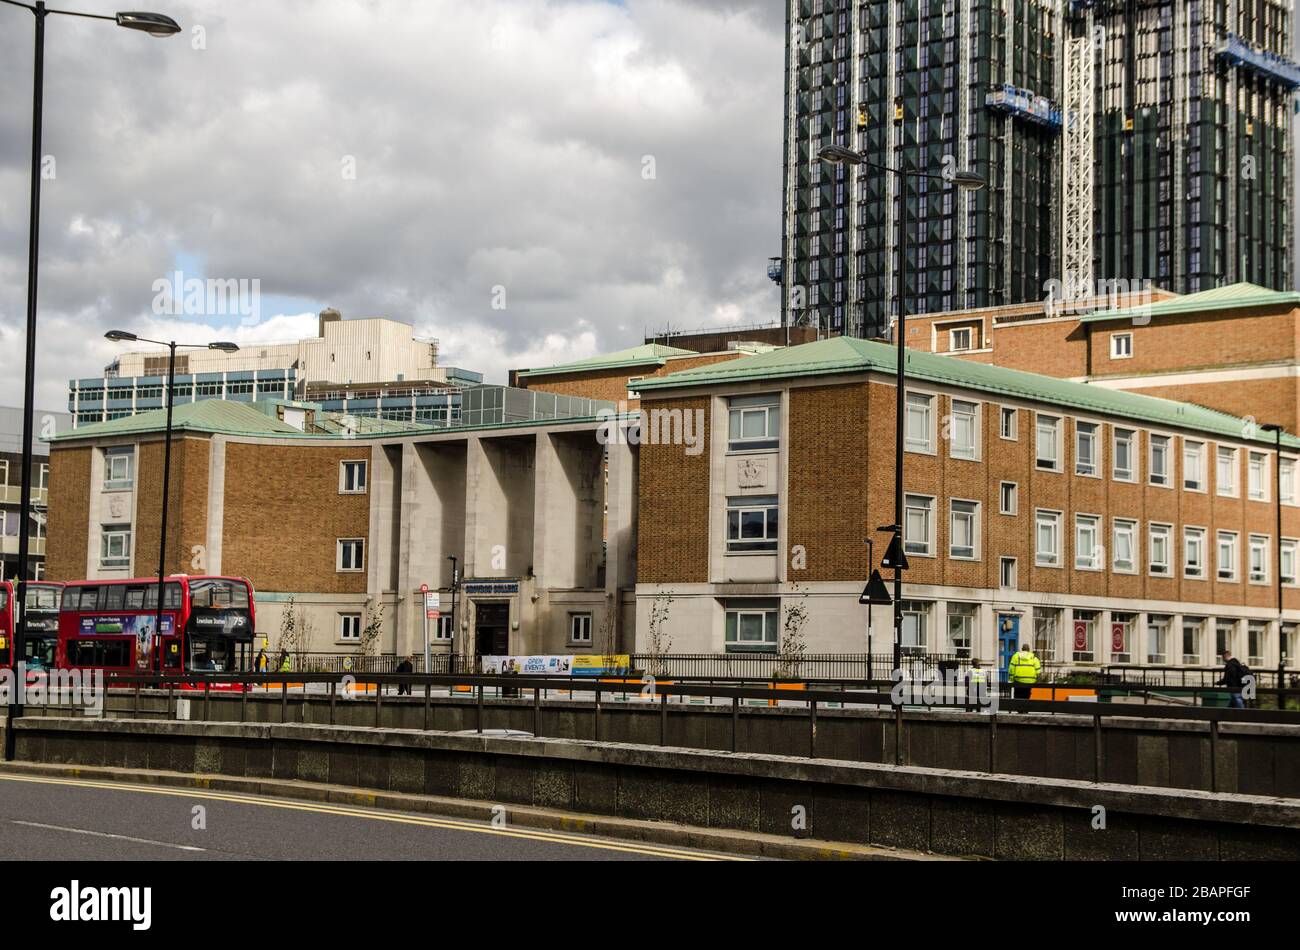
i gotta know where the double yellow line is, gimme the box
[0,773,746,861]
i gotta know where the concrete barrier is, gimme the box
[31,689,1300,797]
[9,715,1300,860]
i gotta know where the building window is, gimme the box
[999,481,1017,515]
[1249,534,1269,583]
[1247,621,1267,667]
[1283,539,1298,585]
[339,460,367,494]
[337,538,365,572]
[434,616,454,641]
[1075,515,1101,570]
[949,399,978,460]
[1113,519,1137,573]
[569,613,593,644]
[1182,618,1204,665]
[1248,451,1269,501]
[1073,610,1098,662]
[1032,607,1060,663]
[1183,527,1206,579]
[1147,615,1170,664]
[949,500,979,559]
[1216,446,1238,496]
[1110,332,1133,359]
[104,448,134,490]
[1111,613,1135,664]
[1215,621,1236,659]
[1035,414,1061,471]
[339,614,361,641]
[947,602,976,657]
[1035,510,1061,566]
[724,600,778,653]
[1282,457,1296,505]
[900,601,929,653]
[1217,531,1239,581]
[904,494,935,556]
[904,392,935,453]
[1113,428,1136,481]
[949,327,972,351]
[100,525,131,569]
[1184,440,1206,491]
[1075,422,1099,476]
[999,406,1017,440]
[1149,523,1171,576]
[1149,435,1170,487]
[1282,624,1296,667]
[999,557,1017,589]
[727,395,780,451]
[726,496,779,553]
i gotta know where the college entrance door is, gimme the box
[474,602,510,658]
[997,614,1021,682]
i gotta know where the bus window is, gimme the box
[143,583,182,610]
[188,637,232,672]
[124,586,145,610]
[190,579,250,610]
[68,638,131,667]
[24,587,59,611]
[103,585,125,610]
[75,588,101,611]
[0,588,8,611]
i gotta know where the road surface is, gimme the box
[0,773,742,861]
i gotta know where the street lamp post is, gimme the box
[446,555,460,673]
[105,333,237,668]
[818,143,984,700]
[2,0,180,760]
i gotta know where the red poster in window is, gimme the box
[1073,620,1088,651]
[1111,623,1125,652]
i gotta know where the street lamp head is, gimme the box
[104,330,138,342]
[950,170,986,191]
[115,12,183,37]
[1260,423,1284,433]
[817,144,864,166]
[207,341,239,353]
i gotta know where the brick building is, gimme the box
[899,283,1300,432]
[44,394,633,660]
[635,336,1300,675]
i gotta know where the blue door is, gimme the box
[998,614,1021,682]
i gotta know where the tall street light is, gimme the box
[818,142,984,698]
[105,332,238,668]
[2,0,180,759]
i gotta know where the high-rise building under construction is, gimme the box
[778,0,1299,339]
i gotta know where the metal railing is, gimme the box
[628,652,968,681]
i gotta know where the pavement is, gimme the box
[0,772,745,861]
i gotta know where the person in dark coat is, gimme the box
[396,654,414,695]
[1216,650,1248,709]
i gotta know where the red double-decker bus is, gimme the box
[0,580,65,671]
[56,575,256,675]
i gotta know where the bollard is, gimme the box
[203,679,211,722]
[659,689,667,745]
[1093,713,1103,782]
[328,679,337,725]
[532,687,541,738]
[731,696,739,752]
[423,682,431,731]
[476,684,483,734]
[809,700,817,758]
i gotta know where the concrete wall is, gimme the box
[12,715,1300,859]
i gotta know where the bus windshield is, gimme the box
[190,579,250,610]
[25,586,60,611]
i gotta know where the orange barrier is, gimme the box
[1029,686,1098,701]
[768,681,806,706]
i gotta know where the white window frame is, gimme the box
[1182,618,1205,666]
[339,459,368,494]
[948,399,980,461]
[999,556,1017,590]
[104,448,135,490]
[949,326,972,351]
[1113,427,1137,482]
[100,525,132,569]
[433,615,454,641]
[899,601,930,652]
[726,495,779,553]
[1281,456,1297,506]
[999,406,1018,441]
[1283,538,1298,586]
[1183,526,1207,580]
[1075,420,1100,477]
[946,602,976,657]
[1112,518,1137,574]
[1248,451,1269,502]
[1035,413,1062,472]
[1075,514,1102,570]
[1035,509,1062,567]
[1249,534,1269,584]
[1149,523,1172,576]
[904,391,936,454]
[569,612,593,644]
[724,602,779,653]
[339,613,362,641]
[999,481,1018,516]
[727,395,781,452]
[904,494,935,557]
[1183,439,1206,492]
[949,499,980,560]
[1217,531,1239,582]
[1148,433,1171,488]
[1110,331,1133,359]
[337,538,366,573]
[1216,445,1239,497]
[1147,616,1169,664]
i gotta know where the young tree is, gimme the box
[645,590,675,678]
[777,582,810,680]
[355,601,385,671]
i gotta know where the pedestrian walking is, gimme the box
[1216,650,1249,709]
[396,654,414,695]
[1007,643,1041,701]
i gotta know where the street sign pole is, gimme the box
[420,584,431,674]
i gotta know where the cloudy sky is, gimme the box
[0,0,785,410]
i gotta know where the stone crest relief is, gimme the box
[109,495,127,519]
[737,457,768,489]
